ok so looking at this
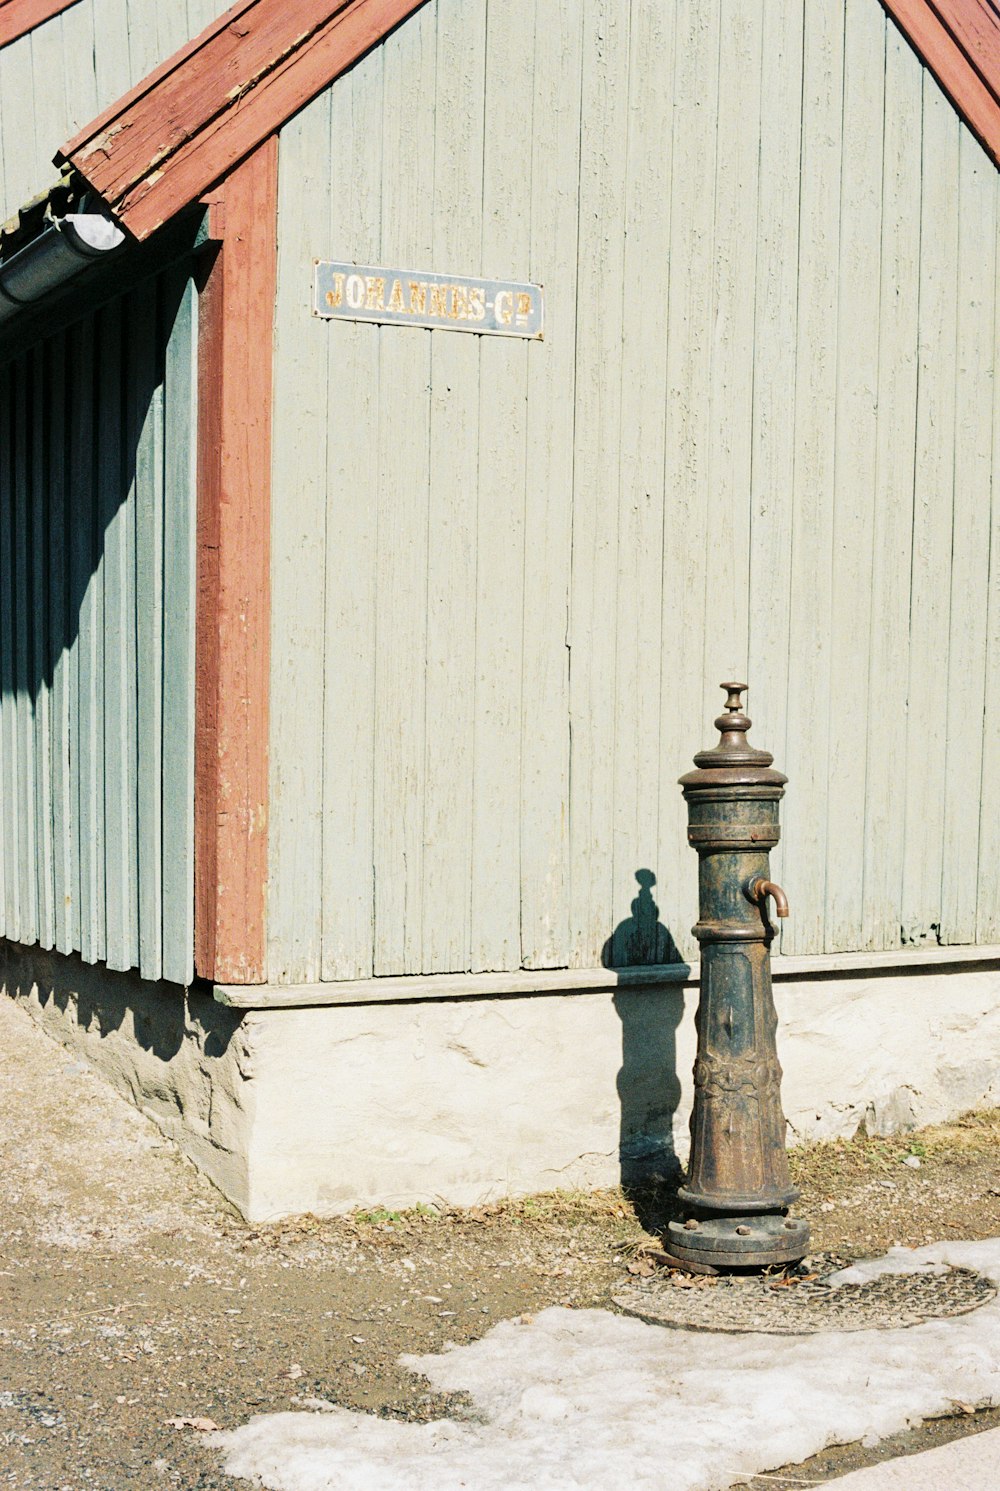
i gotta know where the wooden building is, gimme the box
[1,0,999,1218]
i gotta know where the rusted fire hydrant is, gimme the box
[667,683,809,1269]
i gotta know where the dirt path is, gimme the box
[2,994,999,1489]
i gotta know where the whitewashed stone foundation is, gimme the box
[3,941,999,1222]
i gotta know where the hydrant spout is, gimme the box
[747,877,789,918]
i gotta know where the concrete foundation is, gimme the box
[3,939,999,1222]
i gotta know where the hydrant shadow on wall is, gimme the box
[667,683,810,1269]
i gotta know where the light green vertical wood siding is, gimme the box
[0,0,223,220]
[0,267,198,983]
[269,0,1000,980]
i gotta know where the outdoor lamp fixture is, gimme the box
[0,207,126,325]
[668,683,809,1269]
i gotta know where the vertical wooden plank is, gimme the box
[47,329,75,955]
[30,11,67,195]
[187,0,224,37]
[372,5,435,975]
[977,170,1000,944]
[568,0,629,967]
[704,0,761,694]
[862,26,921,951]
[66,327,88,959]
[657,0,722,959]
[99,296,138,972]
[469,0,529,973]
[0,363,16,941]
[74,312,105,966]
[126,0,166,87]
[608,0,674,963]
[941,129,995,944]
[13,353,38,946]
[30,343,56,950]
[419,0,483,973]
[92,0,131,110]
[519,0,581,970]
[162,267,198,987]
[824,0,884,952]
[0,42,37,214]
[266,101,329,984]
[780,0,844,955]
[320,57,382,982]
[61,0,100,142]
[747,0,805,920]
[900,79,960,947]
[195,137,276,985]
[154,0,194,71]
[133,285,164,981]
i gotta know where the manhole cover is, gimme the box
[613,1255,996,1334]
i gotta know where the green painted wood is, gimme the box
[825,0,884,953]
[67,314,95,960]
[658,0,723,960]
[567,0,630,968]
[0,40,38,217]
[320,59,381,982]
[13,356,38,948]
[266,0,1000,984]
[161,266,198,988]
[746,0,806,949]
[0,268,198,981]
[422,0,483,974]
[371,8,435,977]
[976,176,1000,946]
[46,329,75,955]
[266,91,332,985]
[0,363,16,941]
[518,0,581,971]
[941,130,995,945]
[704,0,759,691]
[30,342,56,950]
[862,24,921,952]
[613,0,673,964]
[133,285,164,981]
[61,1,100,144]
[100,295,139,973]
[781,0,844,955]
[900,79,961,949]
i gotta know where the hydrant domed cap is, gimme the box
[678,683,787,788]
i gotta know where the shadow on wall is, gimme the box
[606,869,688,1231]
[0,941,240,1064]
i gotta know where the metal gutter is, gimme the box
[0,209,126,324]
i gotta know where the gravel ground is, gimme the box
[2,993,1000,1489]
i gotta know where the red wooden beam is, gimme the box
[882,0,1000,165]
[930,0,1000,98]
[194,136,277,985]
[59,0,429,242]
[0,0,82,48]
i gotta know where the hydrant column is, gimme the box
[667,683,810,1269]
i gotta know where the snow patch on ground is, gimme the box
[210,1240,1000,1491]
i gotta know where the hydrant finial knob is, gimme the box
[713,681,756,755]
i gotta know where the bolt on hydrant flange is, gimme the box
[667,683,810,1270]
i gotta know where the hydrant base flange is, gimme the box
[666,1213,809,1269]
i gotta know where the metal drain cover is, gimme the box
[613,1257,996,1335]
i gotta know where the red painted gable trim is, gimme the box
[882,0,1000,166]
[194,137,277,985]
[0,0,82,48]
[59,0,430,242]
